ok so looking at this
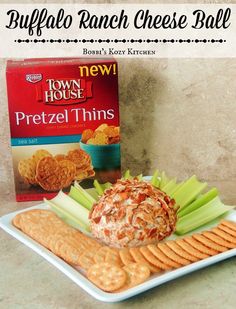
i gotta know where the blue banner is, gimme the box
[11,134,82,146]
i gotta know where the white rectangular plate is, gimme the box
[1,204,236,303]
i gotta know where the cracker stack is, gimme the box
[12,209,236,293]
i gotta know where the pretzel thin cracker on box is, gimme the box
[35,157,76,191]
[82,124,120,145]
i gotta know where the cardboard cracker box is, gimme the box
[6,58,121,201]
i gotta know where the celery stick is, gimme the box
[160,171,169,189]
[93,180,112,195]
[151,170,159,187]
[153,177,160,188]
[47,191,90,227]
[168,182,183,196]
[124,170,132,180]
[86,188,99,200]
[162,178,177,195]
[175,197,231,235]
[172,175,207,209]
[45,198,90,232]
[69,186,93,210]
[178,188,218,217]
[103,182,112,190]
[136,174,143,181]
[74,181,96,205]
[94,179,104,195]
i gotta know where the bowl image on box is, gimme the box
[80,142,120,169]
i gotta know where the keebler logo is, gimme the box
[26,74,42,83]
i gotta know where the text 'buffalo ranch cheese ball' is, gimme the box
[89,179,178,248]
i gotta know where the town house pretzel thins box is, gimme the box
[6,58,121,202]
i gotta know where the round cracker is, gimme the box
[105,250,123,267]
[139,246,169,271]
[176,239,209,259]
[202,231,236,249]
[221,220,236,232]
[130,247,161,273]
[147,244,181,269]
[193,234,227,253]
[29,226,51,248]
[124,263,150,285]
[87,262,127,292]
[184,236,218,256]
[19,210,57,230]
[49,234,65,254]
[94,247,114,264]
[57,242,81,265]
[212,227,236,245]
[48,233,74,255]
[218,224,236,237]
[48,234,84,265]
[17,211,59,249]
[119,248,135,266]
[12,213,22,229]
[166,241,199,262]
[12,210,88,266]
[157,243,190,266]
[79,249,97,270]
[81,236,102,250]
[115,263,150,292]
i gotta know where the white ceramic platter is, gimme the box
[1,204,236,302]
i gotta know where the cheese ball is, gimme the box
[89,179,177,248]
